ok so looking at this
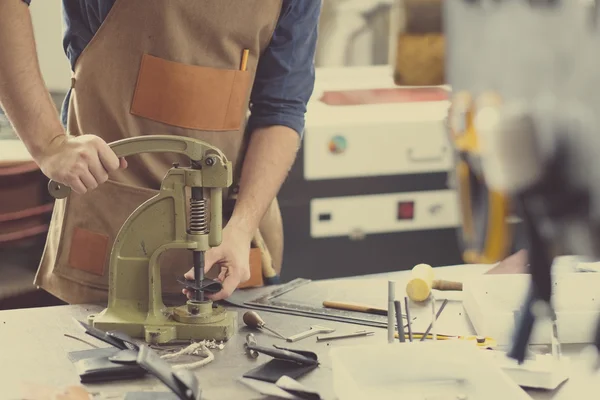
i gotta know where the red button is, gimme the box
[398,202,414,220]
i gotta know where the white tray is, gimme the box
[482,350,570,390]
[462,273,600,346]
[330,341,530,400]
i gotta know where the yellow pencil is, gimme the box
[240,49,249,71]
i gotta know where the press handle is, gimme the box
[47,135,229,199]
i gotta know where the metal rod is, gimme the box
[395,300,405,343]
[388,281,395,343]
[404,297,413,342]
[420,299,448,342]
[316,330,374,342]
[431,294,437,341]
[193,251,205,301]
[261,326,287,340]
[191,186,206,302]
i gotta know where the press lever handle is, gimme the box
[47,135,229,199]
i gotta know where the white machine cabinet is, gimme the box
[278,66,463,281]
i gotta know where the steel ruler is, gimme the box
[226,278,391,329]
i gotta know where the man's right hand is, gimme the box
[36,135,127,195]
[0,2,127,194]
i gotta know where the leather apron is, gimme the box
[35,0,284,304]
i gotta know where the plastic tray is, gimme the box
[330,341,530,400]
[462,273,600,346]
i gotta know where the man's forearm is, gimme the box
[228,125,300,237]
[0,0,65,159]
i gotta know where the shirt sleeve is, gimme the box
[22,0,31,4]
[246,0,322,138]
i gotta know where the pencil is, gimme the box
[404,297,413,342]
[240,49,249,71]
[395,300,405,343]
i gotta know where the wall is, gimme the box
[30,1,71,93]
[315,0,396,67]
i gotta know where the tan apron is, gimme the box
[35,0,284,304]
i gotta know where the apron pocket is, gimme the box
[54,179,157,289]
[130,53,251,132]
[68,226,109,276]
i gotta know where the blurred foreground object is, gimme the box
[394,0,444,85]
[445,0,600,363]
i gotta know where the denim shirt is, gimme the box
[23,0,320,136]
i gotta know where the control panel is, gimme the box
[310,189,459,239]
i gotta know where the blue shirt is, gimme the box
[23,0,320,137]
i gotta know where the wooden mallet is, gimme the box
[405,263,463,302]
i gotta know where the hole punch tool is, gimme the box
[316,330,375,342]
[245,333,260,359]
[243,311,287,340]
[48,135,237,344]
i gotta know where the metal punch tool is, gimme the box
[287,326,335,342]
[316,330,374,342]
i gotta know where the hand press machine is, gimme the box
[48,135,237,344]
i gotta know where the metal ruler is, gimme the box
[238,278,391,329]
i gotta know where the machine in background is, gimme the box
[445,0,600,362]
[278,65,463,282]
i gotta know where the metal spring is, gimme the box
[189,198,209,234]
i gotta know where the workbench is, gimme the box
[1,265,593,400]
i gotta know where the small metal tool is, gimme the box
[388,281,395,343]
[420,299,448,342]
[316,330,374,342]
[287,325,335,342]
[404,297,413,342]
[395,300,405,343]
[245,333,259,359]
[243,311,287,340]
[431,294,437,341]
[550,316,562,360]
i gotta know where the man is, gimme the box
[0,0,321,303]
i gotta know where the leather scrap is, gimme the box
[177,276,223,293]
[242,345,319,383]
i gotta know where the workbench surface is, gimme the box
[1,265,594,400]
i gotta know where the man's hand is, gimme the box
[183,224,253,301]
[0,0,126,187]
[36,135,127,195]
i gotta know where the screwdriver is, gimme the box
[243,311,287,340]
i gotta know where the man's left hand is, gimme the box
[183,225,253,301]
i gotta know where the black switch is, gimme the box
[318,213,331,221]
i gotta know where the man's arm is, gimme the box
[187,0,322,300]
[0,0,123,193]
[0,0,64,158]
[227,0,322,237]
